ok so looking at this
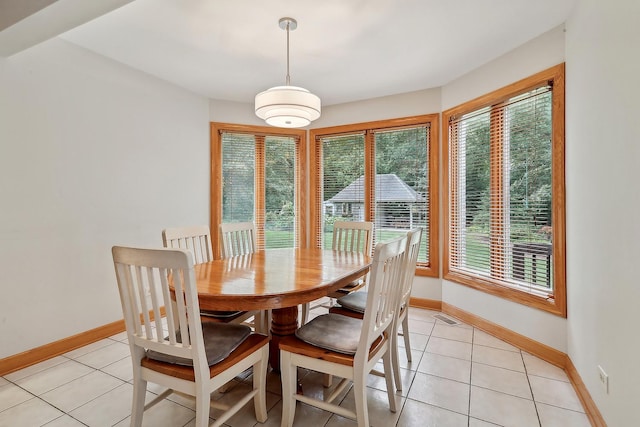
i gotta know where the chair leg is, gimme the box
[265,309,272,336]
[301,303,310,325]
[322,373,333,388]
[130,376,147,427]
[280,350,297,427]
[391,328,402,391]
[353,371,369,427]
[253,346,268,423]
[382,350,397,413]
[194,383,210,427]
[402,315,411,362]
[254,312,264,335]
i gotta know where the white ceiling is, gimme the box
[11,0,577,106]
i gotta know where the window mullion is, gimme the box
[364,130,375,243]
[490,107,506,281]
[254,135,266,250]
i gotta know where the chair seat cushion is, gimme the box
[147,322,251,367]
[336,291,368,314]
[340,278,363,291]
[201,310,244,318]
[295,313,363,355]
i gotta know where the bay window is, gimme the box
[443,64,566,316]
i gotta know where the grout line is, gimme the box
[521,350,543,427]
[3,308,578,426]
[468,327,475,426]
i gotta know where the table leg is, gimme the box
[269,306,299,372]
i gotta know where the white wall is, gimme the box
[0,38,210,358]
[565,1,640,425]
[313,88,441,128]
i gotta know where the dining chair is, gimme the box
[218,221,269,335]
[162,225,258,329]
[111,246,269,427]
[162,225,213,264]
[330,228,423,391]
[279,235,407,427]
[219,221,257,258]
[301,220,374,324]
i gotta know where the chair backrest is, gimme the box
[162,225,213,265]
[398,228,423,309]
[356,235,407,364]
[219,222,257,258]
[111,246,209,375]
[332,221,374,256]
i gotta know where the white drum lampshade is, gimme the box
[255,85,321,128]
[255,17,321,128]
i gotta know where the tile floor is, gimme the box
[0,305,591,427]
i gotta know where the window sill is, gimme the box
[415,265,439,278]
[443,269,566,317]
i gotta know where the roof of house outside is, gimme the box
[327,174,424,203]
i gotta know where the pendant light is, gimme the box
[255,17,321,128]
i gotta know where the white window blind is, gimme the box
[449,86,553,295]
[374,126,429,264]
[264,136,297,248]
[315,124,431,268]
[221,132,298,249]
[222,133,255,223]
[317,133,365,249]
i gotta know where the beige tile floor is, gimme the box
[0,305,591,426]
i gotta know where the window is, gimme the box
[210,123,306,257]
[310,115,439,276]
[443,64,566,316]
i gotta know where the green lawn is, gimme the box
[264,229,550,288]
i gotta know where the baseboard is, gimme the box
[0,319,126,377]
[1,302,606,426]
[441,302,605,426]
[566,357,607,427]
[409,297,442,311]
[441,302,566,367]
[0,308,165,377]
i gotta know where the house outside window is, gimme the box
[310,115,439,276]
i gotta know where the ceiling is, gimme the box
[3,0,576,106]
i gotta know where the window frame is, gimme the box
[442,63,566,317]
[210,122,307,259]
[309,114,440,277]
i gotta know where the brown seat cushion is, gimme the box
[201,310,244,318]
[295,313,363,355]
[336,291,367,314]
[147,322,251,367]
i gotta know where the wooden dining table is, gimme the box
[193,248,371,371]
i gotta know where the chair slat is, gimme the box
[219,222,257,258]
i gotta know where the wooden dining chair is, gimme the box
[162,225,260,330]
[218,221,269,335]
[219,221,257,258]
[330,228,423,391]
[301,221,374,324]
[111,246,269,427]
[162,225,213,264]
[279,235,407,427]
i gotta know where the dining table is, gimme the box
[193,247,371,371]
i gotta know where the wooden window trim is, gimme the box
[210,122,307,259]
[442,63,566,317]
[309,114,440,277]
